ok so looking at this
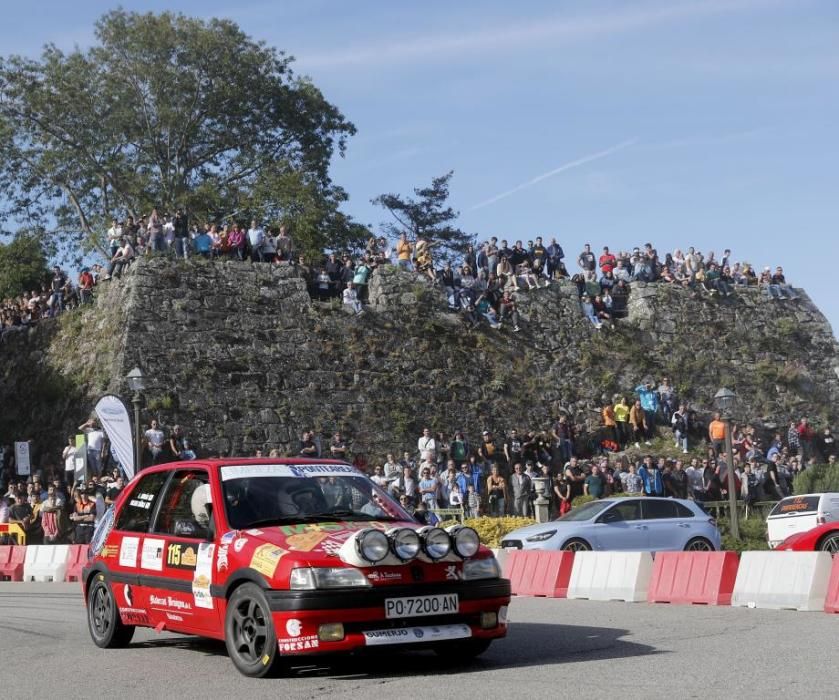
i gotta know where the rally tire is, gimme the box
[684,537,715,552]
[817,533,839,553]
[225,583,282,678]
[561,538,592,552]
[434,638,492,660]
[87,577,135,648]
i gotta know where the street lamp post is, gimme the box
[126,367,145,475]
[714,388,739,540]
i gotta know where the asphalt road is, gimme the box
[0,582,836,699]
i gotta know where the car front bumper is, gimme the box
[264,578,511,656]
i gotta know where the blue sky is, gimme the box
[3,1,838,335]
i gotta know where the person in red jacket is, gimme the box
[599,246,617,274]
[797,417,816,463]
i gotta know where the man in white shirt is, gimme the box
[78,419,105,477]
[247,219,265,262]
[417,428,437,462]
[106,219,123,257]
[144,419,166,465]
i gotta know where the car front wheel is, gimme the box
[684,537,715,552]
[225,583,282,678]
[561,538,592,552]
[818,533,839,553]
[87,577,135,648]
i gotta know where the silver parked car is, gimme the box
[500,497,721,552]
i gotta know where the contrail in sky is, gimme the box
[470,139,637,210]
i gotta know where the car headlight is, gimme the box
[355,528,390,564]
[389,527,421,561]
[447,525,480,558]
[526,529,557,543]
[420,527,451,560]
[463,557,501,581]
[289,567,371,590]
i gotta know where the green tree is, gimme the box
[372,171,474,259]
[0,235,49,299]
[0,10,356,253]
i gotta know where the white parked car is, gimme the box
[766,493,839,549]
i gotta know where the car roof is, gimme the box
[130,457,357,478]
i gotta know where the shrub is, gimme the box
[794,464,839,495]
[458,517,536,548]
[571,494,595,508]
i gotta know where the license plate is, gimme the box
[363,623,471,646]
[384,593,459,619]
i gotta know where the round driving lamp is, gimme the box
[389,528,421,561]
[449,526,480,558]
[421,527,451,560]
[356,529,389,564]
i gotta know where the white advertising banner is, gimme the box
[14,441,30,476]
[94,394,135,478]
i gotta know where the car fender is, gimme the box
[214,566,270,599]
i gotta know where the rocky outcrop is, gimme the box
[1,257,837,465]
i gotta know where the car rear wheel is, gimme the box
[561,538,592,552]
[684,537,715,552]
[87,577,135,648]
[225,583,282,678]
[818,533,839,553]
[434,638,492,659]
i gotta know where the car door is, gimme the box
[108,469,171,628]
[144,468,219,634]
[642,499,685,551]
[592,500,649,550]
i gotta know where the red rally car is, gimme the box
[82,459,510,677]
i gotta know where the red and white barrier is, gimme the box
[23,545,70,582]
[0,546,26,581]
[567,551,654,602]
[647,551,739,606]
[822,555,839,614]
[503,550,575,598]
[731,551,832,611]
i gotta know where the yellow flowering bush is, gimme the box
[463,517,536,548]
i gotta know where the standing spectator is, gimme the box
[584,466,605,499]
[395,466,417,506]
[147,208,165,253]
[554,476,572,515]
[510,463,532,516]
[396,232,412,270]
[638,456,664,497]
[657,377,676,423]
[298,430,318,457]
[168,425,187,460]
[598,246,616,274]
[685,457,705,500]
[671,404,690,453]
[635,380,659,441]
[629,400,648,448]
[708,413,727,456]
[173,209,189,259]
[465,483,480,518]
[247,220,265,262]
[383,453,401,487]
[602,402,618,446]
[70,489,96,544]
[39,489,63,543]
[668,460,689,499]
[820,427,836,461]
[564,457,585,500]
[144,419,166,465]
[418,467,439,511]
[613,396,630,447]
[504,430,523,469]
[479,431,500,472]
[577,243,596,272]
[78,418,105,477]
[417,428,437,463]
[796,417,816,463]
[329,432,348,460]
[486,465,507,517]
[623,464,643,495]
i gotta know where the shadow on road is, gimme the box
[129,622,659,678]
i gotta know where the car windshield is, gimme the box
[220,463,413,530]
[554,500,612,522]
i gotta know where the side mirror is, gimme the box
[599,510,620,524]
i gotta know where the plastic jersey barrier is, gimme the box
[731,551,832,611]
[567,551,654,603]
[503,550,575,598]
[647,551,740,606]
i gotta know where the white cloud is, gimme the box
[301,0,788,70]
[470,139,637,210]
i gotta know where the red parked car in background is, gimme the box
[82,459,510,677]
[774,522,839,552]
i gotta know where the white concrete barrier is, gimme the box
[731,551,832,611]
[567,551,653,602]
[492,548,508,574]
[23,545,70,582]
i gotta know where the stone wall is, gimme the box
[1,257,838,466]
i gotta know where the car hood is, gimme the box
[502,520,584,541]
[225,519,415,565]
